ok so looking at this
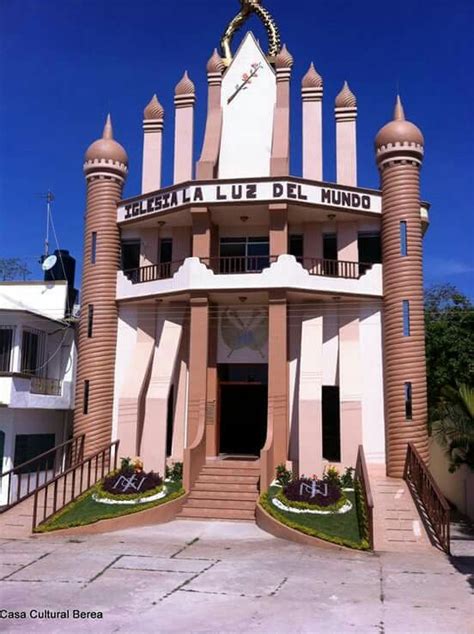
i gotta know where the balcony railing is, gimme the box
[125,260,185,284]
[301,258,373,279]
[124,256,375,284]
[201,255,278,274]
[30,376,62,396]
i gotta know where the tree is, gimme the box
[0,258,31,281]
[425,284,474,419]
[432,384,474,472]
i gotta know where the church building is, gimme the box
[73,0,430,516]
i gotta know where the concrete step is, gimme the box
[193,482,258,493]
[185,498,256,511]
[188,490,258,502]
[206,460,260,469]
[178,507,255,521]
[201,467,260,477]
[198,474,259,484]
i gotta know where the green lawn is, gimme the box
[35,480,184,533]
[261,486,369,550]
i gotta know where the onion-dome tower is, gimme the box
[375,96,428,476]
[74,114,128,456]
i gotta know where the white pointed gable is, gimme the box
[218,32,276,178]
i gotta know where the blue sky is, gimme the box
[1,0,473,297]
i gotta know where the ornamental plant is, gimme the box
[165,462,183,482]
[102,466,162,496]
[282,477,343,508]
[323,465,340,487]
[275,463,293,486]
[340,467,354,488]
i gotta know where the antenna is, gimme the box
[36,190,55,258]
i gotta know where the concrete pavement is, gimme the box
[0,520,472,633]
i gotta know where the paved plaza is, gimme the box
[0,520,472,633]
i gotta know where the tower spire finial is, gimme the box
[394,95,405,121]
[103,114,113,140]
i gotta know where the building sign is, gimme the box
[118,179,381,222]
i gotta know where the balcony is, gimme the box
[30,376,62,397]
[0,373,73,409]
[126,256,373,284]
[117,255,382,301]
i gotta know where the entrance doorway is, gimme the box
[219,384,268,456]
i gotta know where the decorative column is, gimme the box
[174,71,196,184]
[263,290,288,490]
[375,96,428,476]
[184,296,209,490]
[335,81,357,186]
[196,49,224,179]
[271,44,293,176]
[269,204,288,258]
[191,207,212,263]
[301,62,323,180]
[74,115,128,456]
[142,94,164,193]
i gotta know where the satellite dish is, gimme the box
[42,255,57,271]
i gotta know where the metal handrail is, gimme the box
[32,440,119,531]
[0,434,85,511]
[355,445,374,549]
[404,442,451,554]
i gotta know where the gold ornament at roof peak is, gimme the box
[220,0,281,67]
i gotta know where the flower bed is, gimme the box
[34,457,185,533]
[261,465,369,550]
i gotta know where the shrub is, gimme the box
[323,465,340,487]
[340,467,354,488]
[275,463,293,486]
[283,477,342,508]
[166,462,183,482]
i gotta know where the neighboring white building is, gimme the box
[0,280,76,504]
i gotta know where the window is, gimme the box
[121,240,140,273]
[91,232,97,264]
[400,221,408,256]
[166,385,175,457]
[83,380,90,415]
[159,238,173,264]
[14,434,55,472]
[289,235,303,263]
[0,327,13,372]
[219,237,269,272]
[87,305,94,338]
[404,382,413,420]
[159,238,173,276]
[322,234,338,275]
[323,233,337,260]
[402,300,411,336]
[20,330,41,376]
[322,386,341,462]
[358,232,382,274]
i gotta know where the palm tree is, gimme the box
[433,384,474,472]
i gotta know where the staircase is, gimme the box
[179,459,260,521]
